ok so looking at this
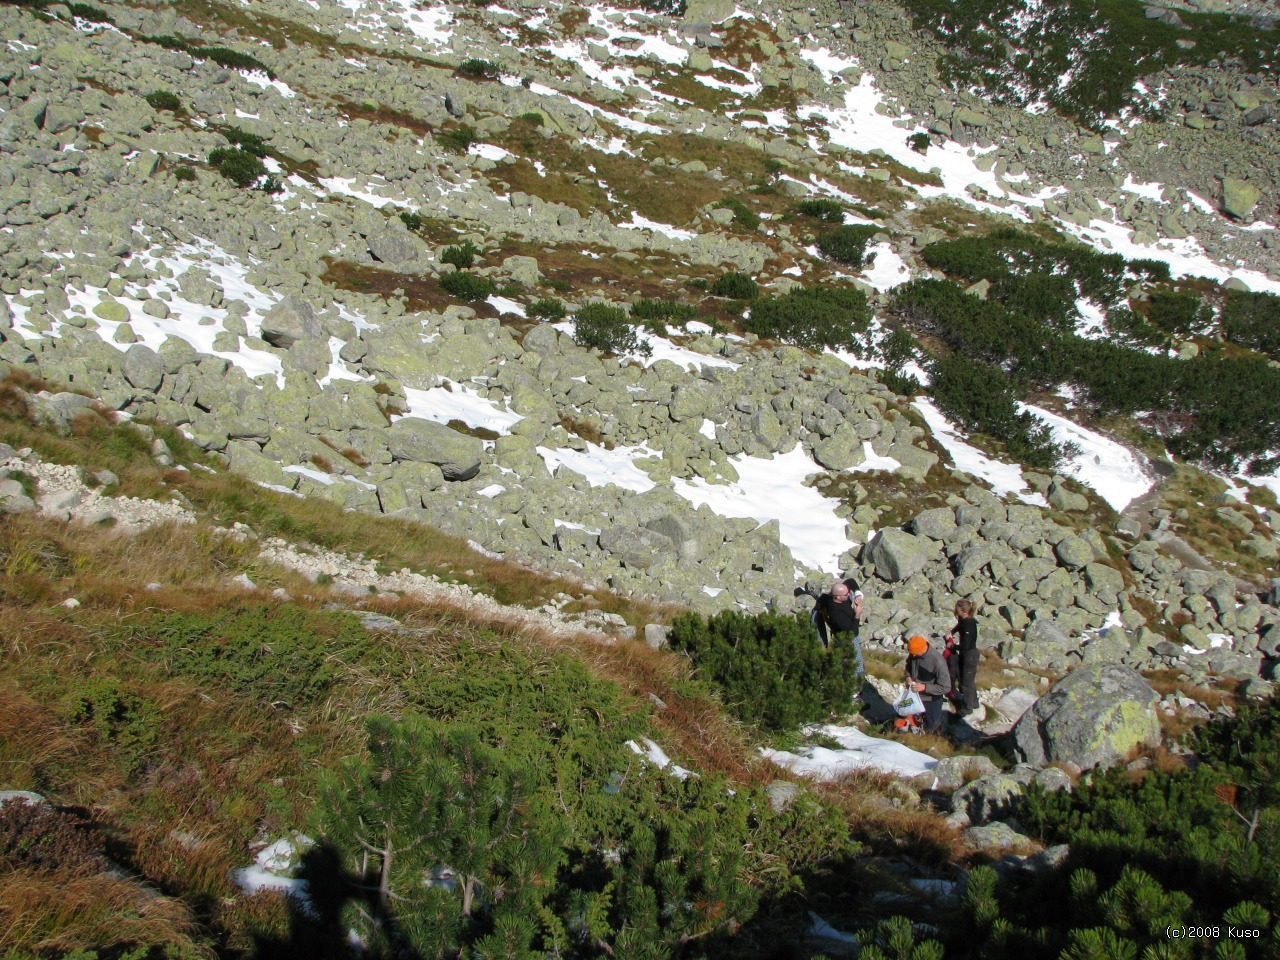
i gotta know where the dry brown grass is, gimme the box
[0,683,84,792]
[0,868,207,955]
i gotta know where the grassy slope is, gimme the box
[0,378,973,956]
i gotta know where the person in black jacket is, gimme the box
[952,599,979,715]
[814,580,865,677]
[905,634,948,733]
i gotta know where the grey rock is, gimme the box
[964,821,1031,851]
[386,418,483,481]
[951,774,1025,825]
[1054,536,1094,572]
[367,228,419,265]
[122,344,164,392]
[1243,105,1273,126]
[644,623,670,649]
[1222,178,1262,219]
[599,526,674,569]
[930,754,1000,791]
[911,506,957,540]
[765,780,801,813]
[1048,482,1089,512]
[1012,663,1161,770]
[868,528,934,582]
[444,90,466,118]
[0,790,48,808]
[260,297,322,349]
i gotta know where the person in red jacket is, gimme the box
[905,634,948,734]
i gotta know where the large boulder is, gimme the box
[260,297,322,349]
[122,344,164,392]
[599,526,674,569]
[386,418,483,480]
[1012,663,1161,770]
[1221,178,1262,219]
[867,528,933,582]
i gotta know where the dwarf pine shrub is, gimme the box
[745,286,871,350]
[441,240,481,269]
[667,610,860,733]
[207,147,266,188]
[795,197,845,222]
[528,297,566,320]
[457,57,501,78]
[710,271,759,300]
[144,90,181,111]
[573,303,651,357]
[816,224,879,268]
[439,269,497,301]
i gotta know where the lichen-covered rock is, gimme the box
[930,754,1000,791]
[911,506,957,540]
[386,418,483,481]
[867,527,933,582]
[1012,663,1161,770]
[260,297,322,349]
[951,774,1025,825]
[599,526,674,569]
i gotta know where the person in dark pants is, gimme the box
[952,599,979,716]
[815,580,865,678]
[905,634,948,734]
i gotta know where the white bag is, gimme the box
[894,684,925,717]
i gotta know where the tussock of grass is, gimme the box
[0,869,205,956]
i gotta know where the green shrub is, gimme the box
[795,198,845,222]
[517,111,544,126]
[573,303,651,358]
[399,209,423,231]
[902,0,1280,129]
[66,2,110,21]
[907,131,931,154]
[172,165,196,182]
[315,716,564,956]
[67,677,160,776]
[713,198,760,229]
[439,124,476,153]
[930,351,1062,467]
[667,610,860,733]
[630,298,700,327]
[1146,289,1211,337]
[1221,290,1280,358]
[878,327,922,396]
[816,224,879,268]
[440,270,497,301]
[745,286,871,350]
[144,90,181,111]
[207,146,267,188]
[528,298,566,320]
[143,603,366,705]
[457,57,501,78]
[196,45,272,77]
[221,125,268,157]
[440,240,481,269]
[140,35,273,77]
[710,271,759,300]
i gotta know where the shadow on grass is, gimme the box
[251,842,423,960]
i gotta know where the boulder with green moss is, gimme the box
[1012,663,1161,770]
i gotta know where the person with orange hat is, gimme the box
[905,634,949,734]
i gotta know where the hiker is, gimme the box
[951,599,980,716]
[813,579,865,678]
[905,634,948,734]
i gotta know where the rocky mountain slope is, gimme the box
[1,0,1278,691]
